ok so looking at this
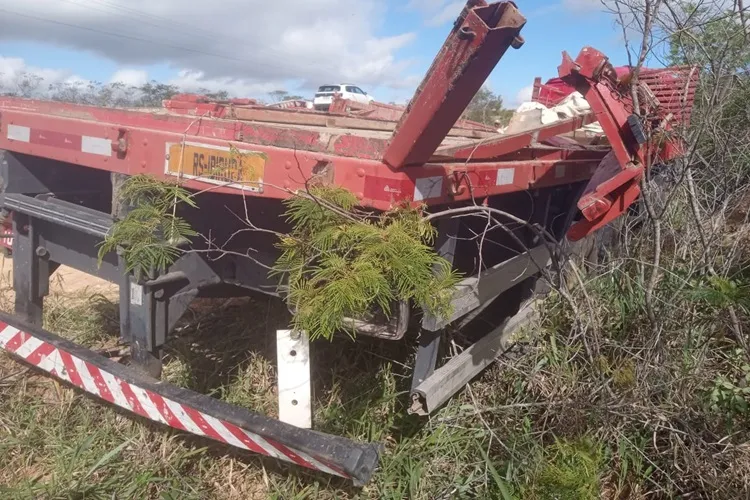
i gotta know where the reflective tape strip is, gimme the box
[496,168,515,186]
[414,176,443,201]
[7,125,30,142]
[81,136,112,156]
[0,325,21,347]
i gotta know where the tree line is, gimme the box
[0,71,514,126]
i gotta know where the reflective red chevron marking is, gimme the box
[0,322,350,480]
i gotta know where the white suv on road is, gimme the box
[313,84,374,110]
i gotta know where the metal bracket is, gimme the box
[277,329,312,429]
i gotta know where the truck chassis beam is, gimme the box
[410,299,538,415]
[0,313,380,485]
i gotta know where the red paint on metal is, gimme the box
[4,331,28,352]
[534,63,697,124]
[222,421,272,456]
[363,176,414,203]
[532,160,602,188]
[25,341,57,366]
[148,392,186,430]
[558,48,640,168]
[329,96,495,132]
[331,134,386,159]
[118,380,147,418]
[270,441,317,470]
[0,108,608,210]
[58,350,84,388]
[30,129,82,151]
[554,47,698,240]
[493,147,608,163]
[568,180,641,241]
[182,405,226,442]
[576,152,643,221]
[383,1,526,168]
[85,364,115,404]
[0,97,388,160]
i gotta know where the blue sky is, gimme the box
[0,0,633,107]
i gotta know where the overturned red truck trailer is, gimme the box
[0,0,697,485]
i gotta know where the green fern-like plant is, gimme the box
[99,175,198,278]
[274,186,461,340]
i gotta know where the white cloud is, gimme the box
[0,0,418,94]
[0,55,82,93]
[110,68,148,86]
[408,0,464,27]
[425,1,464,27]
[168,69,282,97]
[514,85,534,106]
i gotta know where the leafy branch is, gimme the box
[98,174,198,279]
[273,186,462,340]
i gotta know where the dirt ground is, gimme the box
[0,254,118,299]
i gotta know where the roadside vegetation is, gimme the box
[2,0,750,498]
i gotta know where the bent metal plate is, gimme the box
[164,142,265,192]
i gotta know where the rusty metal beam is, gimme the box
[383,1,526,169]
[433,112,597,161]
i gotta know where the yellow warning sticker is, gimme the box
[165,142,265,192]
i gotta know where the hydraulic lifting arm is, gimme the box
[558,47,697,241]
[383,0,526,168]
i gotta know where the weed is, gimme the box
[522,438,604,500]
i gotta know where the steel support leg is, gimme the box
[12,213,59,326]
[411,330,442,391]
[119,269,164,378]
[117,259,199,378]
[410,218,459,399]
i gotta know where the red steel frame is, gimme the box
[555,47,697,240]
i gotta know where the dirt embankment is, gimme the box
[0,255,118,299]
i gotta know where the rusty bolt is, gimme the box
[35,246,48,258]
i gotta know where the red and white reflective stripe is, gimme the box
[6,125,111,157]
[0,234,12,250]
[0,217,12,251]
[0,322,347,479]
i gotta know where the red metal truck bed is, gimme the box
[0,93,604,212]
